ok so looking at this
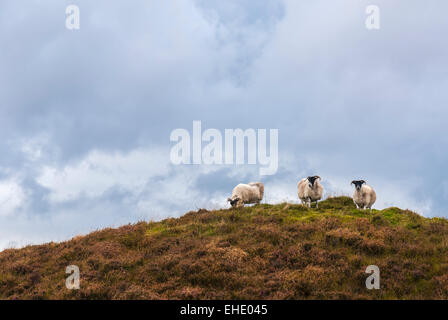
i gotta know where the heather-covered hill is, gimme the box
[1,196,447,299]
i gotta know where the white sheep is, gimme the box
[298,176,323,208]
[351,180,376,210]
[227,182,264,208]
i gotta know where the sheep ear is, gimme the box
[315,176,321,180]
[361,180,366,184]
[351,181,355,185]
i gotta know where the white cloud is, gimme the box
[37,147,171,203]
[0,178,25,216]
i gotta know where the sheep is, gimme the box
[227,182,264,208]
[351,180,376,210]
[298,176,323,208]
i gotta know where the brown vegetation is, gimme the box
[0,197,447,299]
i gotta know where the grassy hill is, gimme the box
[0,196,447,300]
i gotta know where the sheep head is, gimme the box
[307,176,321,188]
[351,180,366,191]
[227,197,241,208]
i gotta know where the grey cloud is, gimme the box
[0,0,447,249]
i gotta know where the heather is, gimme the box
[1,196,447,299]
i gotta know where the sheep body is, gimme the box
[351,180,376,209]
[297,176,323,208]
[228,182,264,208]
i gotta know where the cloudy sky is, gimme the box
[0,0,447,250]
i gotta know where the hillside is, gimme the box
[0,196,447,300]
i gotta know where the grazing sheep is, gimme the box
[227,182,264,208]
[298,176,323,208]
[351,180,376,210]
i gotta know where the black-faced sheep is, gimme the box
[351,180,376,210]
[298,176,323,208]
[227,182,264,208]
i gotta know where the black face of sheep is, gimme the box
[307,176,321,187]
[351,180,366,191]
[227,197,241,208]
